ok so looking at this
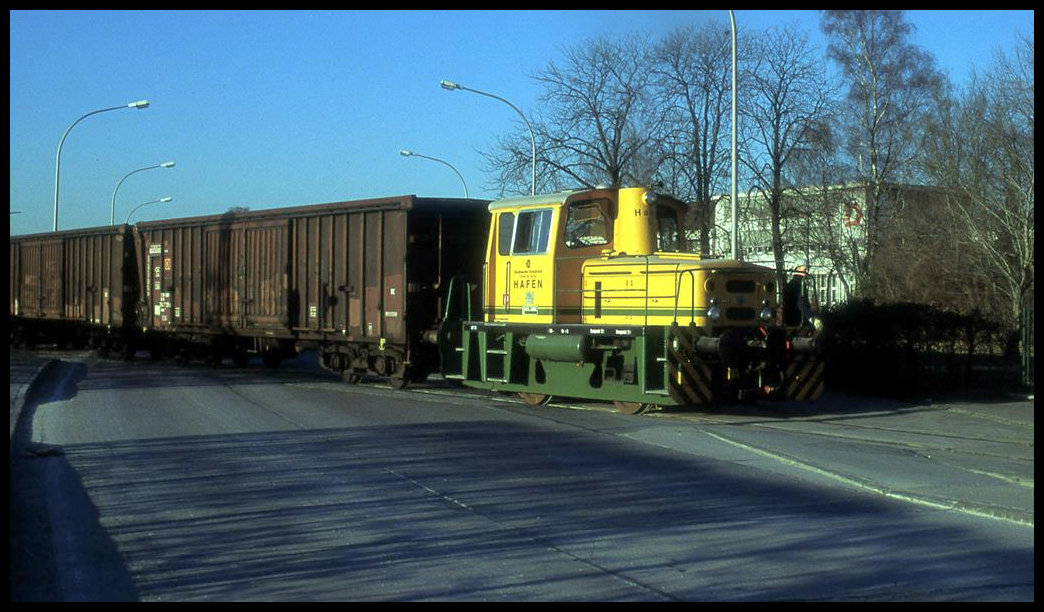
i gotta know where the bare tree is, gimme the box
[650,24,733,253]
[863,185,968,308]
[921,35,1034,330]
[740,24,836,289]
[484,37,661,195]
[821,10,944,289]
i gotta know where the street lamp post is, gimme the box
[111,161,175,225]
[125,196,172,225]
[729,10,740,261]
[399,149,469,198]
[53,99,150,232]
[440,79,536,196]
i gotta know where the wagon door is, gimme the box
[16,239,52,318]
[241,221,288,328]
[37,238,64,320]
[291,207,405,342]
[203,227,237,328]
[362,211,385,338]
[292,212,358,334]
[378,210,406,341]
[345,208,404,341]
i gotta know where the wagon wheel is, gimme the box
[613,401,654,415]
[518,392,552,406]
[385,359,412,390]
[262,351,282,369]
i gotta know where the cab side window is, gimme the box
[512,209,553,254]
[564,200,610,248]
[497,212,515,256]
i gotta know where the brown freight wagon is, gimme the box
[133,195,489,386]
[9,224,140,355]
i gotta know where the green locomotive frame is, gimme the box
[441,321,823,413]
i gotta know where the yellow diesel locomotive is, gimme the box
[439,186,823,413]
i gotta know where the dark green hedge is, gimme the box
[818,300,1017,398]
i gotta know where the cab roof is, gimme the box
[487,190,578,212]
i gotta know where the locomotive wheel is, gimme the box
[389,376,408,390]
[613,401,653,415]
[518,392,552,406]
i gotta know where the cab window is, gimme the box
[512,209,553,254]
[497,212,515,256]
[564,200,610,248]
[656,204,683,252]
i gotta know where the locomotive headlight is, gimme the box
[759,299,774,322]
[643,191,659,205]
[707,298,721,322]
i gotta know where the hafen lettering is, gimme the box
[513,278,543,289]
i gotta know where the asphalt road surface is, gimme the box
[10,349,1034,601]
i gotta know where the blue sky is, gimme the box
[9,10,1033,235]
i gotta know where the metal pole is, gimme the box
[53,100,149,231]
[125,196,172,225]
[729,10,740,261]
[441,80,536,195]
[110,161,175,225]
[399,150,469,198]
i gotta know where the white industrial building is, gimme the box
[707,182,945,309]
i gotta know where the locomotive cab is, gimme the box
[483,187,689,324]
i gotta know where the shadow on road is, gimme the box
[11,359,139,602]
